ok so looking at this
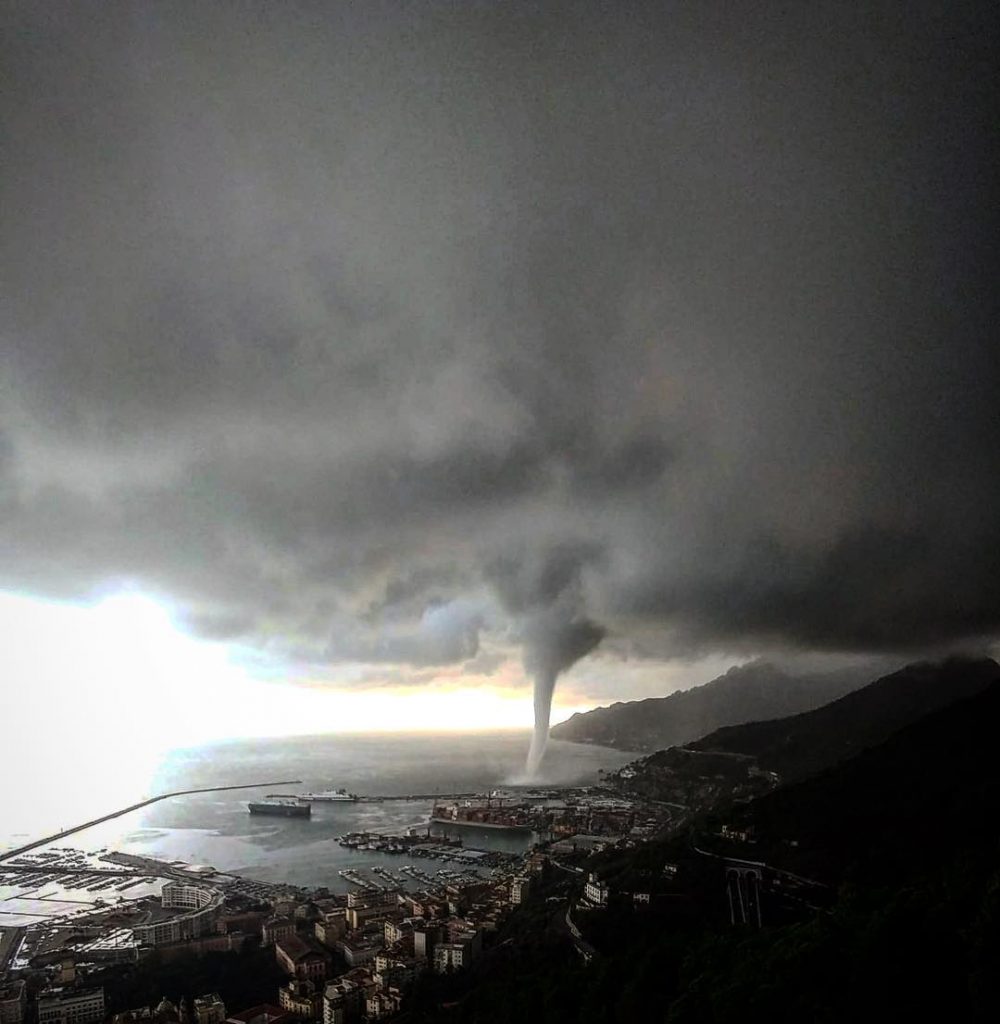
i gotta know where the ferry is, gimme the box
[248,797,311,818]
[301,788,359,802]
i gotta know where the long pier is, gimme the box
[0,865,146,878]
[0,780,302,863]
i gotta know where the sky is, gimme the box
[1,1,998,749]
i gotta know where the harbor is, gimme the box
[336,831,521,867]
[0,735,633,912]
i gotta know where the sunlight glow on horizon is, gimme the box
[0,589,602,838]
[0,591,590,762]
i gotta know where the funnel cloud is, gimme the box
[523,613,606,776]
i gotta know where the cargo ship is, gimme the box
[248,797,311,818]
[302,788,359,802]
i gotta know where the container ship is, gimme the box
[248,796,311,817]
[302,788,359,802]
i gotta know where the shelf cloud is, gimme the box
[1,1,997,706]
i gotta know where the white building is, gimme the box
[334,935,382,967]
[132,883,223,947]
[363,992,399,1021]
[162,883,213,910]
[583,874,609,908]
[431,930,481,973]
[345,900,397,930]
[193,994,226,1024]
[37,988,105,1024]
[510,876,532,905]
[383,917,419,946]
[372,953,423,991]
[278,979,321,1020]
[322,975,373,1024]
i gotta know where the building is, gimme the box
[721,824,755,843]
[550,834,612,855]
[217,911,268,935]
[431,930,481,973]
[275,935,329,982]
[334,933,383,967]
[313,911,346,947]
[107,995,192,1024]
[163,883,212,910]
[56,958,76,986]
[509,876,532,905]
[344,900,398,931]
[372,953,423,991]
[108,1004,165,1024]
[583,874,609,908]
[412,924,442,959]
[381,920,404,946]
[277,981,321,1021]
[262,917,297,947]
[294,903,321,925]
[224,1006,292,1024]
[132,884,223,947]
[37,988,106,1024]
[322,972,374,1024]
[0,981,26,1024]
[363,992,400,1022]
[193,995,226,1024]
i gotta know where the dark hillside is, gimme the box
[689,656,999,782]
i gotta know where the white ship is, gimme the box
[302,788,359,802]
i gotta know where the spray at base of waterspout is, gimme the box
[521,613,605,778]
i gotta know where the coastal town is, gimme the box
[0,783,677,1024]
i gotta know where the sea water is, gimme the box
[0,731,633,920]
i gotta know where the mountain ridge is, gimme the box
[551,659,877,751]
[687,655,1000,783]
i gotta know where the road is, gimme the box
[691,840,829,889]
[0,780,303,863]
[549,859,584,876]
[559,901,597,963]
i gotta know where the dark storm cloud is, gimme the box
[326,599,485,668]
[1,0,998,676]
[485,542,604,617]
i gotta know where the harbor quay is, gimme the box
[0,782,671,1024]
